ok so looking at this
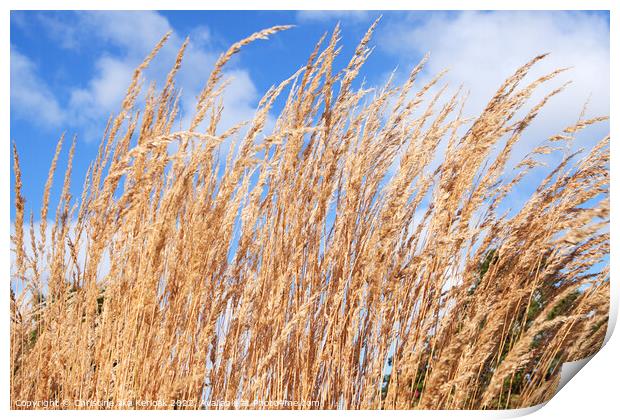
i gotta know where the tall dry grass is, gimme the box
[10,22,609,409]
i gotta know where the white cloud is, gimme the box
[10,48,64,127]
[34,13,82,50]
[67,56,136,134]
[380,11,609,159]
[188,25,212,48]
[296,10,372,23]
[76,11,173,55]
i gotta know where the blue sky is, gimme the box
[10,10,610,221]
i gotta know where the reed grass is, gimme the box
[10,22,609,409]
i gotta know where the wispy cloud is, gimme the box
[10,48,65,127]
[77,11,173,55]
[66,56,136,133]
[296,10,372,23]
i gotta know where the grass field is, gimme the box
[10,22,609,409]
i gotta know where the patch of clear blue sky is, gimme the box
[9,10,610,221]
